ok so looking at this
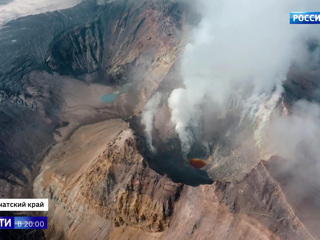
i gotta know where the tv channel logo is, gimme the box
[0,217,14,229]
[290,12,320,24]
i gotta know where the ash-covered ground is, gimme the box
[0,0,320,239]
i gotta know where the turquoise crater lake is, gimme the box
[100,83,132,104]
[100,93,119,103]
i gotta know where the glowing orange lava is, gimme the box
[189,158,207,169]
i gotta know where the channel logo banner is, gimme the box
[0,217,47,229]
[290,12,320,24]
[0,217,14,229]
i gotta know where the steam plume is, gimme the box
[169,0,320,155]
[266,100,320,161]
[141,92,162,152]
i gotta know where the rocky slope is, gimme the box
[0,0,184,199]
[0,0,103,199]
[33,118,315,240]
[46,0,186,110]
[1,0,319,239]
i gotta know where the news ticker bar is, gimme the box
[0,199,48,211]
[0,217,47,229]
[290,12,320,24]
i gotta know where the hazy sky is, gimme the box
[0,0,82,26]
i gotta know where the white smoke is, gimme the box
[169,0,320,154]
[0,0,83,26]
[261,99,320,219]
[266,100,320,161]
[168,88,201,153]
[141,92,162,152]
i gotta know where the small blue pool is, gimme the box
[100,93,119,103]
[100,83,132,104]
